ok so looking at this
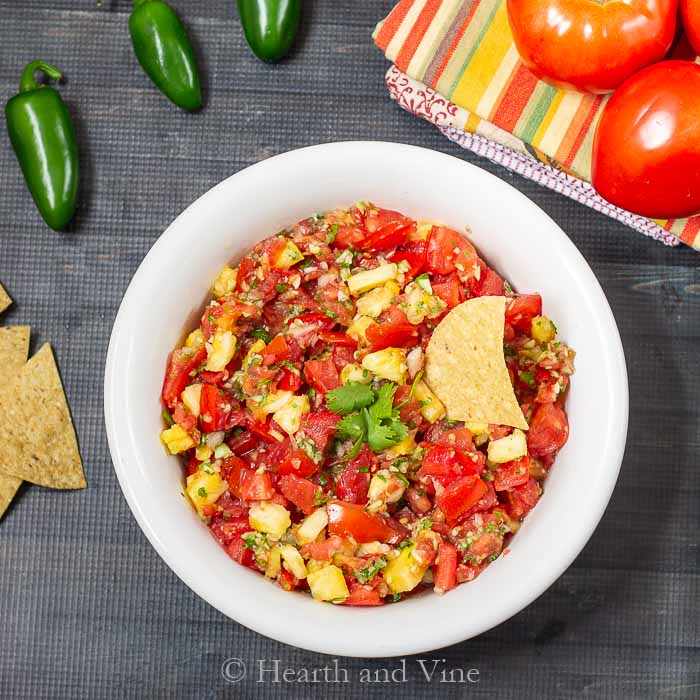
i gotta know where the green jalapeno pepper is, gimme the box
[237,0,301,63]
[129,0,202,112]
[5,61,79,231]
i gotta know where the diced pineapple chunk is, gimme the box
[383,545,427,594]
[279,544,308,579]
[186,470,228,514]
[306,565,349,602]
[531,315,557,343]
[383,434,416,459]
[272,394,310,435]
[243,338,266,369]
[295,508,329,545]
[340,363,371,385]
[271,240,304,269]
[347,315,375,344]
[205,329,237,372]
[347,263,398,295]
[413,380,445,423]
[195,445,212,462]
[161,425,196,454]
[410,222,434,241]
[181,383,202,417]
[249,502,291,539]
[212,266,238,297]
[466,421,489,435]
[402,280,446,324]
[257,390,294,416]
[185,329,204,349]
[356,281,400,318]
[488,429,528,464]
[265,545,282,579]
[368,469,406,505]
[362,347,408,384]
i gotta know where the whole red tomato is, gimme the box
[592,61,700,219]
[682,0,700,54]
[507,0,678,93]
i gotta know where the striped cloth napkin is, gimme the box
[373,0,700,251]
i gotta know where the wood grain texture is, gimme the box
[0,2,698,699]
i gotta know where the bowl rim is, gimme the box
[104,141,628,657]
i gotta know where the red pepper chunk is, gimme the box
[278,474,319,515]
[437,475,489,525]
[326,500,401,544]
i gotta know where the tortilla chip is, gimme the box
[0,343,86,489]
[0,475,22,519]
[0,326,31,519]
[0,284,11,315]
[425,296,528,430]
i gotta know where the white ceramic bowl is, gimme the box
[105,141,628,657]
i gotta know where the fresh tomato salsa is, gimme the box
[160,203,575,605]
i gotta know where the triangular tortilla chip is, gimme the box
[0,475,22,519]
[0,326,32,519]
[0,343,86,489]
[0,284,11,315]
[425,296,528,430]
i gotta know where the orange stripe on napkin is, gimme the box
[374,0,416,49]
[395,0,444,71]
[490,63,538,132]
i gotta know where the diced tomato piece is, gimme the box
[161,346,206,407]
[472,265,505,297]
[199,384,233,432]
[235,256,256,292]
[363,207,409,234]
[279,567,299,591]
[303,358,341,393]
[278,367,302,391]
[300,411,341,454]
[333,224,366,249]
[425,226,478,275]
[527,402,569,457]
[210,515,249,546]
[226,537,256,568]
[227,430,258,455]
[172,403,197,433]
[221,455,274,501]
[198,370,225,385]
[278,474,319,515]
[186,454,200,476]
[332,344,356,371]
[363,221,416,252]
[434,427,474,452]
[433,542,458,594]
[389,240,426,280]
[418,446,484,485]
[393,383,423,428]
[505,294,542,333]
[366,321,419,352]
[249,420,280,443]
[437,475,489,525]
[335,444,372,504]
[290,311,336,330]
[505,478,541,520]
[494,456,531,491]
[342,583,385,606]
[319,330,356,347]
[431,272,464,309]
[326,500,401,544]
[278,446,319,478]
[300,535,344,560]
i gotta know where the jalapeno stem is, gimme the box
[19,61,63,93]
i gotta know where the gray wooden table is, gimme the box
[0,2,698,698]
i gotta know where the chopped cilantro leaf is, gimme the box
[327,382,375,415]
[503,344,516,357]
[336,412,366,441]
[162,410,174,427]
[275,283,288,293]
[251,328,271,344]
[326,223,339,244]
[354,558,387,584]
[197,486,207,498]
[518,370,536,389]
